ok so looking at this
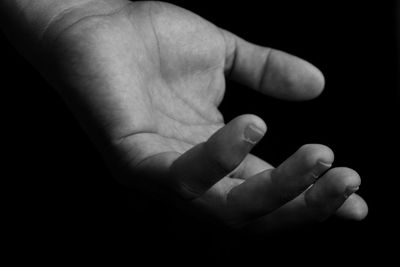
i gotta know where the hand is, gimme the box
[42,1,367,233]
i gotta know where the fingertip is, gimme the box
[297,144,334,169]
[336,194,369,221]
[294,57,325,100]
[251,115,267,135]
[327,167,361,195]
[352,200,369,221]
[305,62,325,99]
[268,51,325,101]
[316,66,325,93]
[224,114,267,145]
[237,114,267,134]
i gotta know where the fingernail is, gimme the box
[244,124,265,144]
[344,185,359,198]
[311,160,332,180]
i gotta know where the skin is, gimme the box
[1,0,368,235]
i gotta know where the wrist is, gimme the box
[1,0,129,57]
[1,1,96,34]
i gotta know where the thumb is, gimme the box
[169,114,266,200]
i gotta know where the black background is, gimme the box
[2,1,399,264]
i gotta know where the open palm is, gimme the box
[47,1,367,232]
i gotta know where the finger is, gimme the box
[227,144,334,221]
[304,167,363,221]
[239,167,366,234]
[230,154,274,180]
[240,192,368,235]
[222,29,325,101]
[335,193,368,220]
[169,114,266,200]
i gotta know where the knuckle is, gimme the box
[204,141,241,174]
[304,191,331,222]
[175,181,202,200]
